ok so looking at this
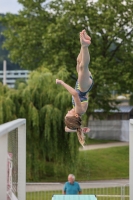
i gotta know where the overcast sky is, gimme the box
[0,0,98,14]
[0,0,23,14]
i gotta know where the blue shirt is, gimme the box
[63,181,82,194]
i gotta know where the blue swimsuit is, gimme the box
[72,76,94,107]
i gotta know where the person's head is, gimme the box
[68,174,75,184]
[65,109,81,130]
[65,109,85,146]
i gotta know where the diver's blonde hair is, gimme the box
[65,116,85,146]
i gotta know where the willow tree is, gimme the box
[0,83,17,123]
[1,67,79,181]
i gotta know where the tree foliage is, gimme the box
[0,67,80,181]
[0,83,16,123]
[0,0,133,111]
[0,14,21,70]
[0,0,133,180]
[46,0,133,112]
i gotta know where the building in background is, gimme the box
[0,70,30,88]
[88,106,133,142]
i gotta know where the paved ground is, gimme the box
[26,179,129,192]
[79,141,129,151]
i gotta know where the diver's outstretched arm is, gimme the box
[65,126,90,133]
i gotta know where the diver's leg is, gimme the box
[77,31,92,92]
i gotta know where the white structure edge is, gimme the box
[0,119,26,200]
[129,119,133,200]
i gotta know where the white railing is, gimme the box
[0,119,26,200]
[26,180,129,200]
[26,181,129,200]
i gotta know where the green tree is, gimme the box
[14,78,27,89]
[0,83,17,124]
[0,14,21,70]
[0,67,80,181]
[0,0,133,180]
[0,0,54,70]
[47,0,133,113]
[0,0,133,112]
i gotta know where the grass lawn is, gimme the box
[26,142,129,199]
[35,144,129,182]
[85,138,123,145]
[77,145,129,181]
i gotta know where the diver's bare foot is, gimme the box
[56,79,62,84]
[82,127,90,133]
[82,29,91,41]
[80,32,91,46]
